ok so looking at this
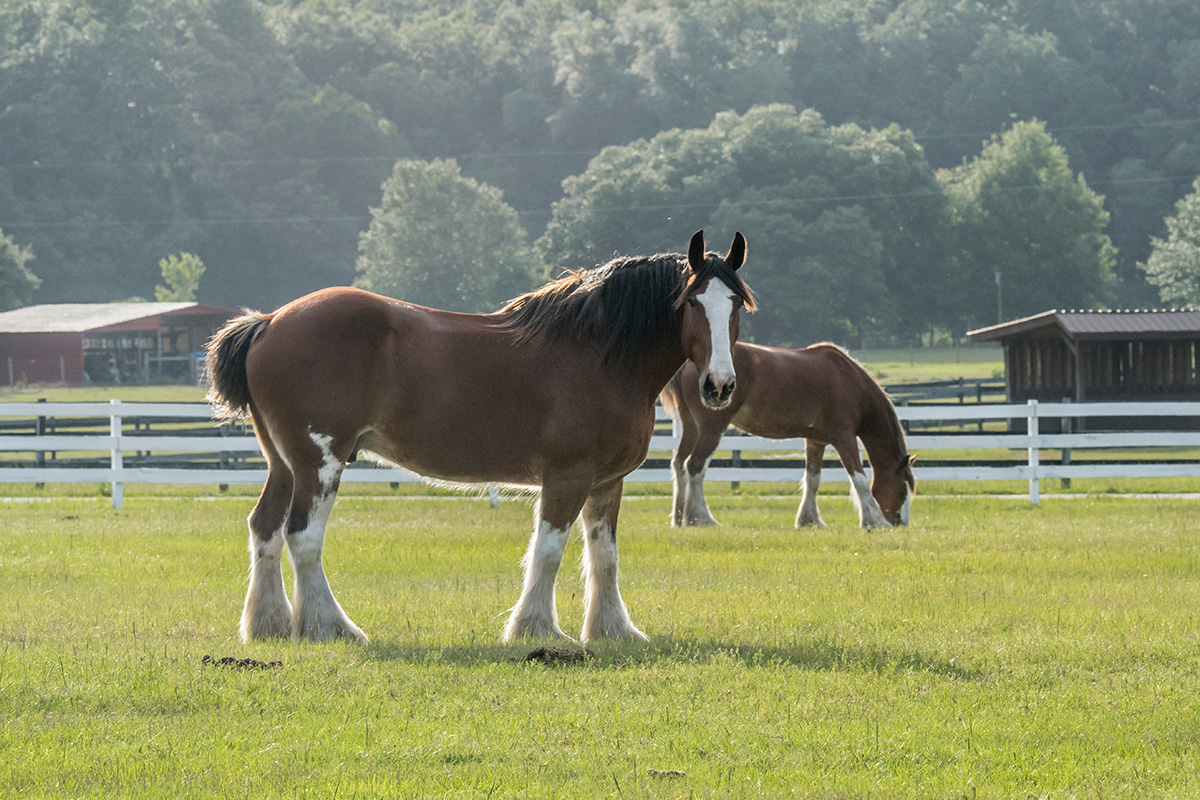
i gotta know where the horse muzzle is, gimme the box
[700,373,737,409]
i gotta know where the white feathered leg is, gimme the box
[580,482,645,642]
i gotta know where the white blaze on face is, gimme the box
[694,279,736,385]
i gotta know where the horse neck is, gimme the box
[857,387,906,476]
[631,338,690,405]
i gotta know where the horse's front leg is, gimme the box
[795,440,828,528]
[833,439,892,529]
[580,479,647,642]
[501,472,591,642]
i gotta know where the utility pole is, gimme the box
[995,269,1003,323]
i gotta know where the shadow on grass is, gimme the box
[361,635,979,680]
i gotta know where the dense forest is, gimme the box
[2,0,1200,345]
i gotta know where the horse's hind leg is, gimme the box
[796,440,828,528]
[670,415,700,526]
[242,460,294,641]
[240,411,295,641]
[502,471,591,642]
[580,479,646,642]
[832,438,891,529]
[284,431,367,642]
[680,428,722,526]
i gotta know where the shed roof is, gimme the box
[967,309,1200,343]
[0,303,237,334]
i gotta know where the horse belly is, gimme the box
[368,398,651,488]
[731,406,820,441]
[359,414,545,486]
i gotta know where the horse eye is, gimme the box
[686,297,699,308]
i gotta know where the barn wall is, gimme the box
[0,332,86,385]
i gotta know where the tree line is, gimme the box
[2,0,1200,345]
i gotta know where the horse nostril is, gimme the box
[724,379,736,399]
[703,375,717,397]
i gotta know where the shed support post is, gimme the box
[1027,399,1039,507]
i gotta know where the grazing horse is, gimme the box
[661,342,915,529]
[204,230,754,644]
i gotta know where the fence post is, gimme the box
[110,399,124,509]
[1027,399,1039,507]
[35,397,46,489]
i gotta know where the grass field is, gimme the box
[849,346,1003,384]
[2,492,1197,798]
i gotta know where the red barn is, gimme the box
[0,302,239,386]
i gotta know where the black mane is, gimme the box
[496,249,754,368]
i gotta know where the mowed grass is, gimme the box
[851,346,1003,384]
[2,492,1198,798]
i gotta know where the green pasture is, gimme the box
[850,346,1003,384]
[2,492,1197,798]
[0,384,208,404]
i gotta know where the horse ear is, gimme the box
[906,454,918,469]
[725,231,747,271]
[688,230,706,270]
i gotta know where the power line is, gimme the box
[2,171,1195,230]
[2,116,1199,172]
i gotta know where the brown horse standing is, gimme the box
[661,342,914,528]
[205,231,753,644]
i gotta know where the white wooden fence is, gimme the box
[2,399,1198,508]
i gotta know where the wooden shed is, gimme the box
[0,302,239,386]
[967,308,1200,429]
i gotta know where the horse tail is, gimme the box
[204,310,273,421]
[659,366,685,418]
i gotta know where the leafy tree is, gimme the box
[0,228,39,311]
[7,0,1200,330]
[155,252,206,302]
[943,26,1119,167]
[938,120,1117,330]
[539,104,950,346]
[1140,177,1200,305]
[356,159,544,312]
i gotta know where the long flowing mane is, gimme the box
[496,250,754,368]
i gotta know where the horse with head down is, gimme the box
[662,341,915,529]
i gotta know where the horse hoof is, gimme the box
[581,624,649,643]
[502,629,575,645]
[292,615,369,643]
[501,617,573,644]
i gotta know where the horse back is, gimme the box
[725,342,883,441]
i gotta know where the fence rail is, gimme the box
[2,399,1199,508]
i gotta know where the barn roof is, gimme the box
[0,302,237,334]
[968,309,1200,343]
